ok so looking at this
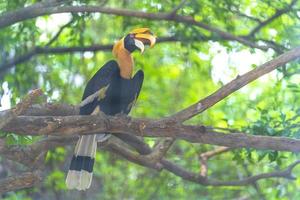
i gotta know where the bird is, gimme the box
[65,28,156,190]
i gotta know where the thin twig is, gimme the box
[0,37,176,75]
[229,8,262,23]
[145,138,174,162]
[107,139,300,186]
[199,147,232,177]
[169,0,188,16]
[247,0,298,37]
[45,17,75,47]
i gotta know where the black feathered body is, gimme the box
[80,60,144,116]
[66,60,144,190]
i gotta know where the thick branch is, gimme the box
[0,89,43,129]
[0,171,42,194]
[169,46,300,122]
[0,40,298,191]
[1,125,299,188]
[23,103,78,116]
[0,0,67,29]
[1,47,300,153]
[0,4,269,50]
[103,137,164,170]
[113,133,151,155]
[3,114,300,152]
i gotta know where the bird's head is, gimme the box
[112,28,156,57]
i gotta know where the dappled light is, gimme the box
[0,0,300,199]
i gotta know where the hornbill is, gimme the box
[65,28,156,190]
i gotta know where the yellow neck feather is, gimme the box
[112,39,134,79]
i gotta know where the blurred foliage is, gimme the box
[0,0,300,199]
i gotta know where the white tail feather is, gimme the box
[66,170,80,189]
[66,135,97,190]
[77,171,93,190]
[75,135,96,156]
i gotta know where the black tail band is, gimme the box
[69,155,94,173]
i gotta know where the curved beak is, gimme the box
[130,28,156,53]
[134,33,156,48]
[134,39,145,53]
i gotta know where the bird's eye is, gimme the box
[129,34,135,38]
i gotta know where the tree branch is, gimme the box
[0,37,176,75]
[3,114,300,152]
[0,0,67,29]
[0,45,110,75]
[228,7,262,23]
[205,160,300,186]
[257,38,287,54]
[0,4,270,51]
[44,16,75,47]
[169,0,188,16]
[162,158,300,186]
[103,136,164,170]
[169,46,300,122]
[0,171,42,194]
[144,138,174,162]
[242,164,267,200]
[247,0,298,37]
[0,43,299,191]
[113,133,151,155]
[199,147,233,177]
[1,47,300,153]
[1,123,299,189]
[0,89,43,129]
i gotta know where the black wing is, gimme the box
[80,60,119,115]
[122,70,144,114]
